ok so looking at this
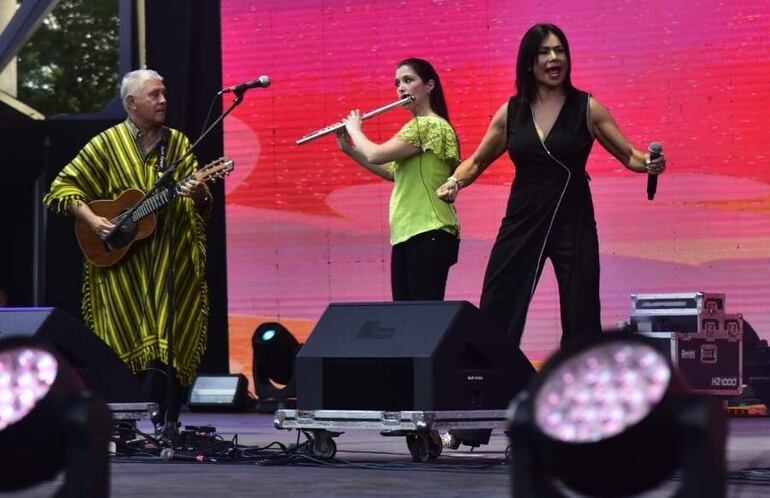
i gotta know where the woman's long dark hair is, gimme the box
[397,58,451,124]
[514,23,574,105]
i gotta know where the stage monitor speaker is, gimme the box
[296,301,535,411]
[0,307,145,403]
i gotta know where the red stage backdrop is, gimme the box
[220,1,770,383]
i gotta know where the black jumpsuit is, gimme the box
[479,89,603,347]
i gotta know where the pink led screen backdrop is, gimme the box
[221,1,770,380]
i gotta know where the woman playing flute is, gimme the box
[337,58,460,301]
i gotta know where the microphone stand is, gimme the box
[156,142,180,443]
[157,89,248,445]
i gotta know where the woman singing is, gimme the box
[338,58,460,301]
[436,23,666,348]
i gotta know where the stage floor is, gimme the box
[8,412,770,497]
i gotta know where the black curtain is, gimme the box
[0,119,46,307]
[145,0,228,374]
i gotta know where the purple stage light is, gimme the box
[509,333,727,498]
[534,341,671,443]
[0,347,58,432]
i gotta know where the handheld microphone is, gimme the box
[160,448,211,463]
[646,142,663,201]
[221,75,271,94]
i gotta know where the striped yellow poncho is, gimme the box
[44,122,209,386]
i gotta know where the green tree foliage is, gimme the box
[16,0,119,115]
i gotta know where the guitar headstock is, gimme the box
[193,156,235,183]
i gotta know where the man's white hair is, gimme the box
[120,69,163,113]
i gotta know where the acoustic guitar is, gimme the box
[75,156,234,267]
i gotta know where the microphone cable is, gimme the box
[198,91,223,145]
[527,103,572,304]
[412,114,460,230]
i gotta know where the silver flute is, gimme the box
[296,94,415,145]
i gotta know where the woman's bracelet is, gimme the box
[447,176,463,188]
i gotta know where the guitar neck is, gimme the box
[127,174,192,223]
[118,156,232,225]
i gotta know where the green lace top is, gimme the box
[389,116,460,245]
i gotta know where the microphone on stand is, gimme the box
[646,142,663,201]
[220,75,271,94]
[160,448,213,463]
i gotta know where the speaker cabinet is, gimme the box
[296,301,535,411]
[0,307,145,403]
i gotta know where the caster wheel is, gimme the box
[309,430,337,458]
[427,431,442,459]
[406,433,430,463]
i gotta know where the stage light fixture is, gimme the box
[0,336,111,497]
[188,373,254,411]
[252,322,301,406]
[508,333,726,498]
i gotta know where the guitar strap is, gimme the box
[157,127,169,172]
